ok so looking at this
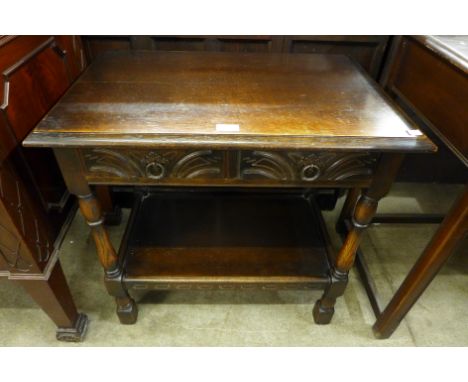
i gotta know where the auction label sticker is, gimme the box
[215,123,240,132]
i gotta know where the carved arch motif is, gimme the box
[84,148,223,180]
[241,151,377,182]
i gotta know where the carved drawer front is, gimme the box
[82,148,378,186]
[83,148,224,184]
[239,151,378,184]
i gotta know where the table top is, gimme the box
[24,51,435,152]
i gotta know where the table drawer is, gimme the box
[82,148,378,187]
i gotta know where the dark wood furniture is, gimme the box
[24,51,435,327]
[81,36,391,213]
[0,35,88,341]
[82,35,390,79]
[367,36,468,338]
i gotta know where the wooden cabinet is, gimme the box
[0,35,85,217]
[380,36,467,182]
[0,36,88,341]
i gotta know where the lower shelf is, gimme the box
[120,189,333,291]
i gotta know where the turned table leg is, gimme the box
[373,186,468,339]
[313,154,404,324]
[16,260,88,341]
[54,149,138,324]
[95,185,122,226]
[336,188,361,234]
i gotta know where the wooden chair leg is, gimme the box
[373,186,468,339]
[16,260,88,342]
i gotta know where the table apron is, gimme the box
[78,148,378,188]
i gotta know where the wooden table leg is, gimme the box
[336,188,361,234]
[373,186,468,339]
[54,149,138,324]
[313,154,404,324]
[15,260,88,341]
[95,185,122,226]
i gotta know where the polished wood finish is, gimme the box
[16,262,88,342]
[336,187,361,234]
[0,36,88,341]
[381,35,468,182]
[313,154,404,323]
[363,35,468,338]
[24,51,434,328]
[0,35,85,212]
[82,35,389,79]
[0,36,82,145]
[373,186,468,338]
[54,147,136,324]
[54,149,119,275]
[0,156,87,341]
[383,36,467,162]
[24,51,434,153]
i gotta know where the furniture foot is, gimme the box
[313,300,335,324]
[105,271,138,324]
[313,268,348,324]
[116,297,138,324]
[16,260,87,341]
[56,313,89,342]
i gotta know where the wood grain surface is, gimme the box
[24,51,435,152]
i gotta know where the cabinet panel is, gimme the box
[285,36,389,78]
[81,35,388,78]
[0,159,53,274]
[380,36,468,182]
[0,35,85,238]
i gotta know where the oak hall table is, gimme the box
[24,51,435,327]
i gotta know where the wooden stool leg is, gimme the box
[373,186,468,339]
[55,149,137,324]
[313,154,403,324]
[16,260,88,341]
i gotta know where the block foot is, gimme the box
[56,313,88,342]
